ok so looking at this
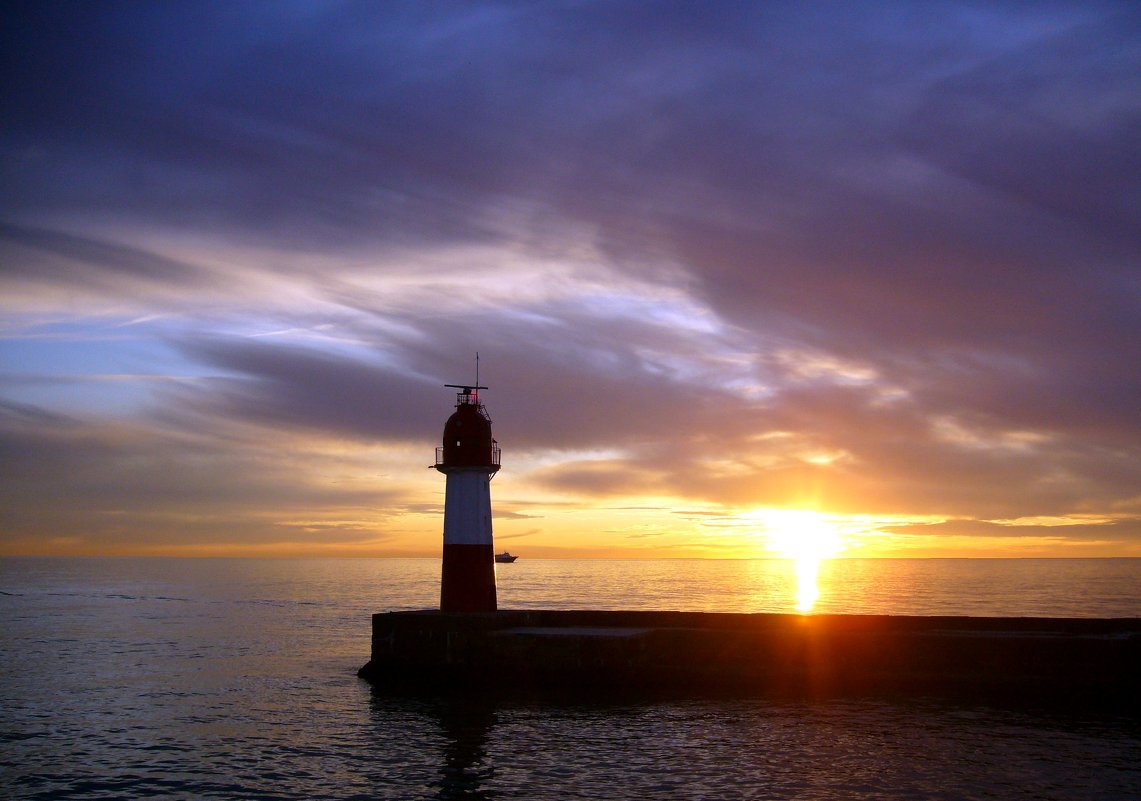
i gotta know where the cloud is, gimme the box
[884,517,1141,546]
[0,399,412,552]
[0,224,217,317]
[169,336,439,443]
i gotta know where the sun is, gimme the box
[761,509,843,561]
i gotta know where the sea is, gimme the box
[1,557,1138,800]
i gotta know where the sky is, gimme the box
[2,0,1139,559]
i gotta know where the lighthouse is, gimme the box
[434,382,500,613]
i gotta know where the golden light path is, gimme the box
[792,557,821,612]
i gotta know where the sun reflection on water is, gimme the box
[794,557,822,612]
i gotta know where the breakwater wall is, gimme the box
[358,610,1139,707]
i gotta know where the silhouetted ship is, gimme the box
[494,552,517,563]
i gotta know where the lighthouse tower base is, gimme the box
[439,468,497,613]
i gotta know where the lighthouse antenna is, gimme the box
[445,353,487,402]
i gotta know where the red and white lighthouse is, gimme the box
[434,382,500,613]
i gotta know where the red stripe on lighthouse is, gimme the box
[440,543,497,612]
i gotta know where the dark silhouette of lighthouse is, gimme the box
[434,376,500,613]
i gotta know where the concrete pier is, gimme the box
[358,610,1140,707]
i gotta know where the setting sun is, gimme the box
[760,509,844,561]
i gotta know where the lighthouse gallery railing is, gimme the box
[435,444,501,468]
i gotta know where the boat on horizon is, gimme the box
[494,552,518,563]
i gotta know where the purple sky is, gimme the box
[2,1,1138,557]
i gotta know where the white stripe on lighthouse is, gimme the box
[442,470,494,545]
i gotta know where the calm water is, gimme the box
[1,557,1138,800]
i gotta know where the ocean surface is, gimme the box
[1,557,1138,800]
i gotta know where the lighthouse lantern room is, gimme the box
[434,382,500,613]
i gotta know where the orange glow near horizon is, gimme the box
[4,494,1139,559]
